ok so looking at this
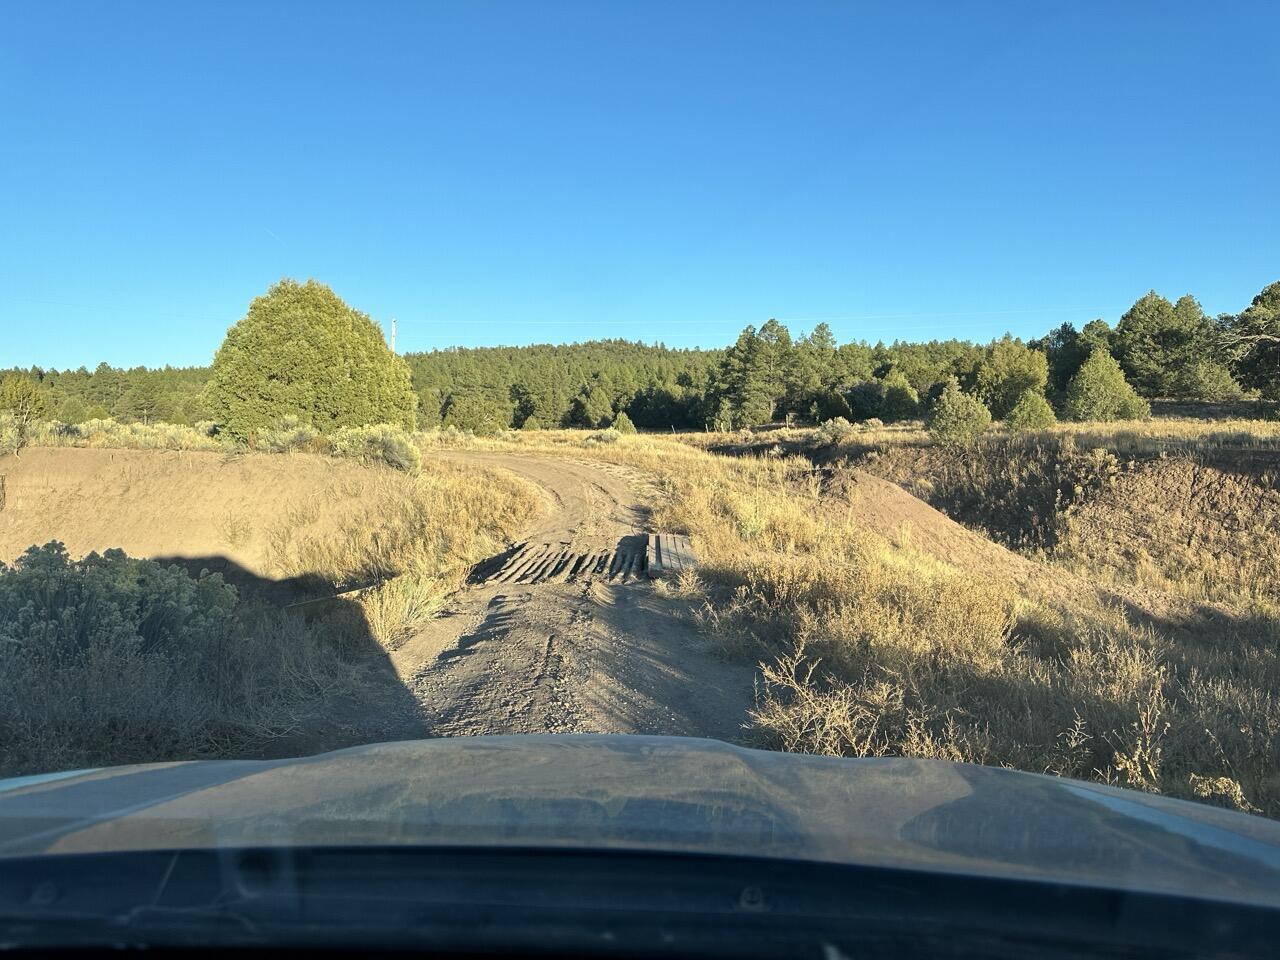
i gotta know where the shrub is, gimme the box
[814,416,857,445]
[1174,360,1246,403]
[520,416,544,431]
[329,424,422,472]
[0,414,19,455]
[1063,349,1151,422]
[861,417,884,430]
[0,375,49,452]
[260,414,321,453]
[612,411,637,434]
[1005,389,1057,431]
[585,428,621,445]
[208,279,417,440]
[927,378,991,447]
[0,543,342,772]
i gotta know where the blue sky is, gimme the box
[2,0,1277,369]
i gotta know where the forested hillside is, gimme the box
[5,280,1278,433]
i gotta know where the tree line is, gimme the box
[3,279,1277,435]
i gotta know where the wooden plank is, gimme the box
[647,532,696,577]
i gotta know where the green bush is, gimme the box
[612,411,637,434]
[880,369,921,422]
[927,378,992,447]
[0,375,49,452]
[1004,389,1057,431]
[260,414,322,453]
[814,416,857,445]
[208,279,417,440]
[1174,360,1246,403]
[1063,349,1151,422]
[329,424,422,472]
[520,416,544,431]
[0,544,345,772]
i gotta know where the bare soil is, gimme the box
[390,453,756,742]
[0,448,382,580]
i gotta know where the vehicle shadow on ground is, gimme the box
[152,554,432,760]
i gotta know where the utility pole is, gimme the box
[390,317,397,354]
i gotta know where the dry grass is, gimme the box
[265,459,541,649]
[0,448,543,773]
[424,427,1280,817]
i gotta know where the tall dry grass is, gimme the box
[265,459,541,649]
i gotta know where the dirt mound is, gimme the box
[827,468,1065,597]
[0,448,385,582]
[1055,457,1280,606]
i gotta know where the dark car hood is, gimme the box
[2,735,1279,908]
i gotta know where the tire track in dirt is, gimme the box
[390,452,755,741]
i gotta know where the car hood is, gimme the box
[2,735,1280,907]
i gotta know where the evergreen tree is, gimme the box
[442,390,510,434]
[974,335,1049,419]
[1114,291,1215,398]
[1004,389,1057,431]
[1173,360,1245,403]
[208,279,416,440]
[927,378,991,446]
[612,410,637,434]
[1063,349,1150,421]
[1227,280,1280,399]
[879,368,920,422]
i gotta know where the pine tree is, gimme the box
[1063,349,1150,421]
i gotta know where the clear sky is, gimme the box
[2,1,1277,369]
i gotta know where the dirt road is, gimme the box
[371,452,755,743]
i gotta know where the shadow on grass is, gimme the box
[151,554,432,761]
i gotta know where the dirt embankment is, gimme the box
[0,447,385,581]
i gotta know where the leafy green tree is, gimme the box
[974,335,1049,418]
[879,368,920,422]
[927,378,991,446]
[1226,280,1280,399]
[208,279,416,440]
[520,415,543,431]
[56,395,89,424]
[1063,349,1150,421]
[0,375,49,451]
[442,390,510,434]
[612,410,637,434]
[1004,389,1057,431]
